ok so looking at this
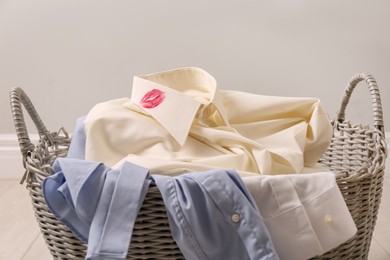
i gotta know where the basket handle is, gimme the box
[9,87,54,157]
[336,73,384,132]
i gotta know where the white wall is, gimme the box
[1,0,389,138]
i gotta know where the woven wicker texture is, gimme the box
[9,73,387,260]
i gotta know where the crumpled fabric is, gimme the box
[82,67,332,176]
[43,158,279,260]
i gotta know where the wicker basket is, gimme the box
[10,73,387,260]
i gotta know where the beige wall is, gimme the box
[1,0,389,135]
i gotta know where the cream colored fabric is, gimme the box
[243,172,357,260]
[84,67,332,176]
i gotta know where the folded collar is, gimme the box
[124,67,229,146]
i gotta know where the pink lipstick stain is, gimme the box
[140,89,166,109]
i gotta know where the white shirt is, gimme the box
[243,172,357,260]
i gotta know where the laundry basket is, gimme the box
[9,73,387,259]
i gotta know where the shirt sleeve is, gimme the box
[42,158,151,260]
[152,169,279,260]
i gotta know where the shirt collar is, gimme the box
[124,67,229,146]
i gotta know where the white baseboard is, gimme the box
[1,133,390,179]
[0,134,38,179]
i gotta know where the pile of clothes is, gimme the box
[43,67,357,260]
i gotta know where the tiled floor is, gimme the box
[0,171,389,260]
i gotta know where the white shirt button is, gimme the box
[324,215,334,224]
[231,213,240,223]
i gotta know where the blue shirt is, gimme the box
[153,171,278,260]
[43,158,279,260]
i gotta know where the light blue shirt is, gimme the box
[67,116,86,160]
[153,171,278,260]
[43,158,151,259]
[43,158,279,260]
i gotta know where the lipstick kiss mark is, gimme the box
[140,89,165,109]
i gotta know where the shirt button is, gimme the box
[231,213,240,223]
[324,215,334,224]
